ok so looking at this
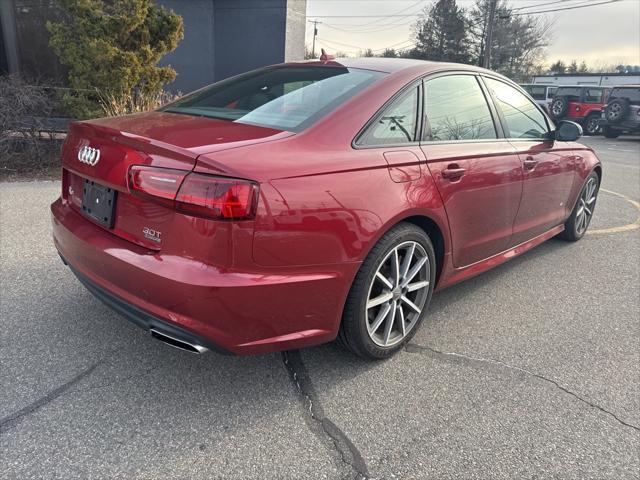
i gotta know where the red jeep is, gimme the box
[549,86,610,135]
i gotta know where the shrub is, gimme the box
[0,75,62,178]
[47,0,183,119]
[99,89,182,117]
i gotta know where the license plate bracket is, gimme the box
[81,179,117,228]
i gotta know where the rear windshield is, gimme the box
[161,66,385,132]
[555,87,583,100]
[610,87,640,103]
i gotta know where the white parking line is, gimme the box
[606,148,635,152]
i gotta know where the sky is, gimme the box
[304,0,640,67]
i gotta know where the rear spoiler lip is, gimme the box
[67,120,295,180]
[193,130,296,180]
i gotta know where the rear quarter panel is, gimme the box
[249,147,449,267]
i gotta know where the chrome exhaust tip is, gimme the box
[150,329,208,354]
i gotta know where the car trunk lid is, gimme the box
[61,111,285,250]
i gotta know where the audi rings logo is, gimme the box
[78,146,101,166]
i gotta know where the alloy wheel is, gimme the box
[586,117,599,135]
[365,241,430,347]
[552,101,564,117]
[576,177,598,235]
[608,103,621,120]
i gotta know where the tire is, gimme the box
[583,113,601,136]
[338,222,436,359]
[558,171,599,242]
[605,98,630,123]
[550,96,569,119]
[603,126,621,138]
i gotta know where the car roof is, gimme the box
[287,57,494,75]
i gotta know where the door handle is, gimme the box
[441,166,466,180]
[523,156,538,170]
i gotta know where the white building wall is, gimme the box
[532,74,640,86]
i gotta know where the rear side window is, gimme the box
[555,87,582,101]
[547,87,557,99]
[484,77,548,139]
[584,88,604,103]
[610,87,640,103]
[358,87,419,146]
[424,75,497,141]
[161,66,385,132]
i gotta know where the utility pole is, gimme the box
[483,0,497,69]
[308,19,321,58]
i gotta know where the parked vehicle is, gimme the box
[520,84,557,113]
[549,85,609,135]
[51,58,601,359]
[599,85,640,138]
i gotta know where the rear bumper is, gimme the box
[598,118,640,131]
[51,198,356,355]
[66,260,231,354]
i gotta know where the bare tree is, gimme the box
[468,0,553,81]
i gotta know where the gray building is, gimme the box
[0,0,307,92]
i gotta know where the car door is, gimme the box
[482,77,575,245]
[420,73,523,268]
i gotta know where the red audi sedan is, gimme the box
[51,58,601,359]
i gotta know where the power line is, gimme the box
[323,20,414,34]
[373,40,416,52]
[317,37,366,51]
[331,0,423,28]
[511,0,576,11]
[507,0,621,15]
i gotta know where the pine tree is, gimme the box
[47,0,183,119]
[567,60,579,74]
[413,0,469,63]
[549,60,566,74]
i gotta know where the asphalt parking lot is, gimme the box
[1,136,638,479]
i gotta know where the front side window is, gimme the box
[161,66,385,132]
[358,87,419,146]
[528,86,547,101]
[584,88,603,103]
[484,77,549,139]
[424,75,497,141]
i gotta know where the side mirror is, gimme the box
[554,120,583,141]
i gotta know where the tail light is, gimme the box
[176,174,258,219]
[128,166,258,220]
[129,166,188,206]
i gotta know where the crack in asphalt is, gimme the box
[0,361,102,433]
[282,350,370,480]
[405,343,640,433]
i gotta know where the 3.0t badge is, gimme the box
[78,146,101,166]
